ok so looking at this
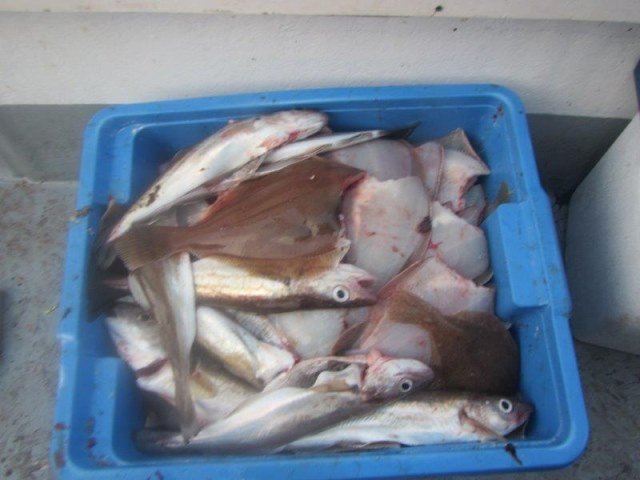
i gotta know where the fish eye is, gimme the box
[332,285,350,303]
[400,379,414,393]
[499,399,513,413]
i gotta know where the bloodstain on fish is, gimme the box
[391,246,400,253]
[417,216,431,233]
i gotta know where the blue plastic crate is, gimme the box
[51,85,588,479]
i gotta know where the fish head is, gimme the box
[303,264,377,307]
[463,397,533,437]
[361,351,434,401]
[258,110,329,146]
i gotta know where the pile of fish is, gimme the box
[98,110,532,454]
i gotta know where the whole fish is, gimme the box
[131,253,198,440]
[108,110,327,241]
[264,351,433,401]
[325,139,415,181]
[436,129,490,212]
[192,240,377,311]
[343,176,430,291]
[269,307,369,359]
[106,303,256,426]
[282,392,533,452]
[196,307,296,388]
[381,256,495,316]
[137,387,366,454]
[429,201,489,280]
[116,158,364,271]
[345,290,519,395]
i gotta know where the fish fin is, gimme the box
[485,182,511,218]
[387,122,420,140]
[135,253,198,441]
[331,320,368,355]
[95,199,128,269]
[438,128,484,163]
[459,408,506,441]
[209,156,265,194]
[474,268,494,285]
[115,225,175,271]
[377,260,423,299]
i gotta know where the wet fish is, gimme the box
[460,184,486,225]
[325,139,415,181]
[192,241,377,311]
[258,126,415,175]
[436,129,490,212]
[131,253,198,440]
[116,158,364,271]
[106,302,166,372]
[283,392,533,452]
[381,256,495,316]
[346,290,519,395]
[360,351,434,401]
[108,110,327,241]
[264,351,433,401]
[106,303,256,426]
[343,176,430,291]
[137,387,366,453]
[269,307,369,359]
[428,201,489,280]
[227,310,294,353]
[196,307,296,388]
[413,141,445,197]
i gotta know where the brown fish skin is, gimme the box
[116,158,364,271]
[349,290,519,395]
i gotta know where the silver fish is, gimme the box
[264,351,433,400]
[196,307,296,388]
[192,241,377,311]
[138,387,366,453]
[131,253,198,440]
[106,303,256,426]
[258,127,414,175]
[282,392,533,452]
[108,110,327,241]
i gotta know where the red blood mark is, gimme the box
[366,231,377,237]
[417,337,427,347]
[391,246,400,253]
[287,131,300,142]
[54,422,67,431]
[429,241,442,250]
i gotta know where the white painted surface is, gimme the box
[566,115,640,354]
[0,13,638,117]
[1,0,639,23]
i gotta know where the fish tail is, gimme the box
[115,225,174,271]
